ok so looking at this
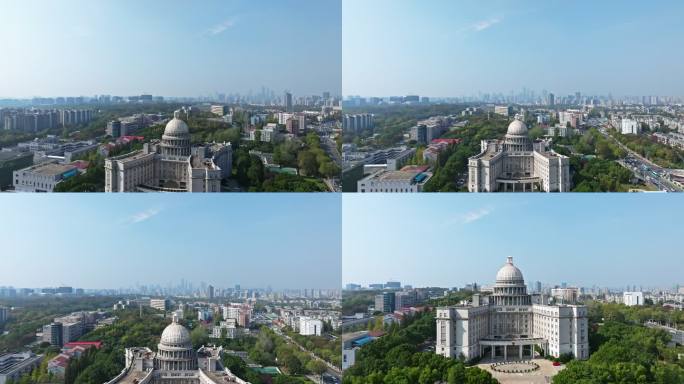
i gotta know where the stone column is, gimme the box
[492,346,495,359]
[519,345,523,359]
[504,346,507,361]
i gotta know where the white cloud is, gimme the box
[446,207,494,226]
[207,19,236,36]
[463,207,493,223]
[128,208,162,224]
[472,17,502,32]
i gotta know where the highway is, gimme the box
[271,326,341,383]
[599,127,683,192]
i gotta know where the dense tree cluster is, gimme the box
[0,297,116,353]
[570,157,634,192]
[343,311,498,384]
[343,104,472,148]
[611,130,684,169]
[424,116,509,192]
[64,308,168,384]
[285,328,341,367]
[553,321,684,383]
[342,290,383,316]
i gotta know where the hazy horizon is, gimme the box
[343,194,684,288]
[0,194,341,290]
[0,0,341,98]
[343,0,684,97]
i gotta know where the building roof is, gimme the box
[0,150,32,162]
[160,317,191,346]
[506,118,528,136]
[163,111,190,136]
[495,256,524,283]
[63,341,102,349]
[25,162,77,177]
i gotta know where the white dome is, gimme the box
[506,119,527,136]
[160,320,191,346]
[164,111,189,136]
[495,256,524,283]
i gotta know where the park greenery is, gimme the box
[233,131,333,192]
[342,290,383,316]
[284,327,341,367]
[0,297,116,354]
[552,301,684,383]
[424,115,509,192]
[343,104,470,148]
[342,311,498,384]
[610,129,684,169]
[216,326,322,383]
[549,128,650,191]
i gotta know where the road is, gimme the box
[599,127,682,191]
[321,136,342,192]
[271,326,341,383]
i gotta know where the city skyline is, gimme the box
[343,0,684,97]
[343,194,684,287]
[0,0,341,98]
[0,194,341,290]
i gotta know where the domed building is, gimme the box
[467,115,570,192]
[105,314,248,384]
[436,257,589,362]
[105,110,232,192]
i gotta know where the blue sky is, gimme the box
[343,194,683,289]
[0,0,341,98]
[0,194,341,290]
[343,0,684,97]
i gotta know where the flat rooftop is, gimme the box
[0,150,31,162]
[117,370,150,384]
[25,162,76,176]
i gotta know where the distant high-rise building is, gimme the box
[620,118,640,135]
[208,285,214,299]
[106,120,122,137]
[374,292,396,313]
[494,106,512,117]
[623,292,644,306]
[342,113,374,134]
[283,92,293,113]
[384,281,401,289]
[299,317,323,336]
[548,93,555,106]
[42,322,63,347]
[0,307,8,323]
[150,299,170,311]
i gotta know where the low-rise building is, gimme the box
[0,352,43,384]
[623,292,644,306]
[13,161,81,192]
[150,299,170,311]
[357,165,431,193]
[299,317,323,336]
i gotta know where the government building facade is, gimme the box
[436,257,589,362]
[105,314,248,384]
[105,111,232,192]
[468,116,570,192]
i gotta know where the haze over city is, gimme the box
[343,194,683,288]
[343,0,684,97]
[0,0,342,98]
[0,194,341,290]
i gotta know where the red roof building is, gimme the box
[431,138,461,145]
